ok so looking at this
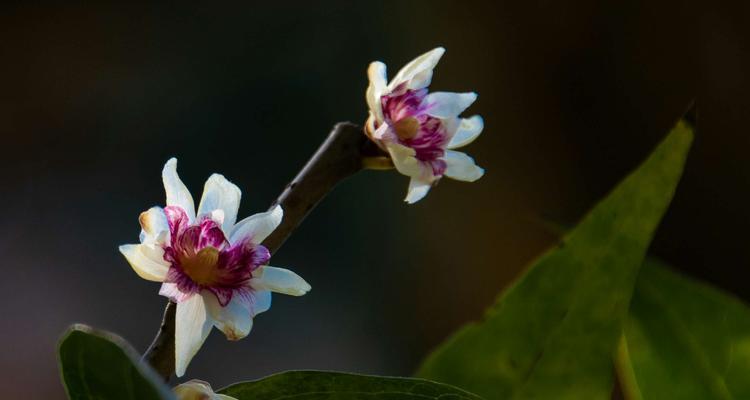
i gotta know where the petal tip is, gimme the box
[296,281,312,296]
[164,157,178,170]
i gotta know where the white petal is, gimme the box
[204,292,253,341]
[197,173,242,233]
[119,244,169,282]
[253,289,272,315]
[443,150,485,182]
[159,282,192,303]
[405,178,432,204]
[388,47,445,91]
[175,293,213,377]
[366,61,387,123]
[447,115,484,149]
[251,266,311,296]
[371,121,392,141]
[138,207,169,245]
[423,92,478,119]
[229,205,283,245]
[162,158,196,221]
[386,143,423,178]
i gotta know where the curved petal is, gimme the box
[366,61,387,123]
[253,289,272,315]
[405,178,432,204]
[162,158,196,222]
[175,293,213,377]
[229,205,283,245]
[250,266,311,296]
[159,282,193,303]
[386,143,423,179]
[388,47,445,91]
[197,173,242,233]
[447,115,484,149]
[119,244,169,282]
[370,120,393,141]
[204,291,253,341]
[139,207,169,245]
[423,92,478,119]
[443,150,485,182]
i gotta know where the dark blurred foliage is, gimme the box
[1,1,748,398]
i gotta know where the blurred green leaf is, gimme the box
[58,324,174,400]
[616,259,750,400]
[417,121,693,399]
[219,370,482,399]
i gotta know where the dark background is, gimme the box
[1,1,747,398]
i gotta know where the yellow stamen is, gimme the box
[393,117,420,140]
[180,247,220,285]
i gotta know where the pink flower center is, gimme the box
[161,206,270,306]
[381,85,448,176]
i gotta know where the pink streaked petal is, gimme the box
[208,287,235,307]
[165,206,190,243]
[234,286,271,316]
[176,226,201,254]
[198,218,227,249]
[404,117,449,163]
[251,245,270,266]
[159,282,195,303]
[165,267,201,296]
[371,120,395,142]
[217,240,259,272]
[381,87,428,123]
[428,159,447,177]
[204,289,254,341]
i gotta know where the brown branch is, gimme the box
[142,122,385,380]
[142,301,176,379]
[263,122,384,253]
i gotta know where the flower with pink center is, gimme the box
[119,158,310,377]
[365,47,485,203]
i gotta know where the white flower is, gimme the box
[120,158,311,377]
[365,47,485,203]
[173,380,236,400]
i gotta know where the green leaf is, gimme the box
[58,324,174,400]
[616,259,750,400]
[417,121,693,400]
[219,370,483,399]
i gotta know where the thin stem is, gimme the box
[142,301,176,379]
[142,122,385,380]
